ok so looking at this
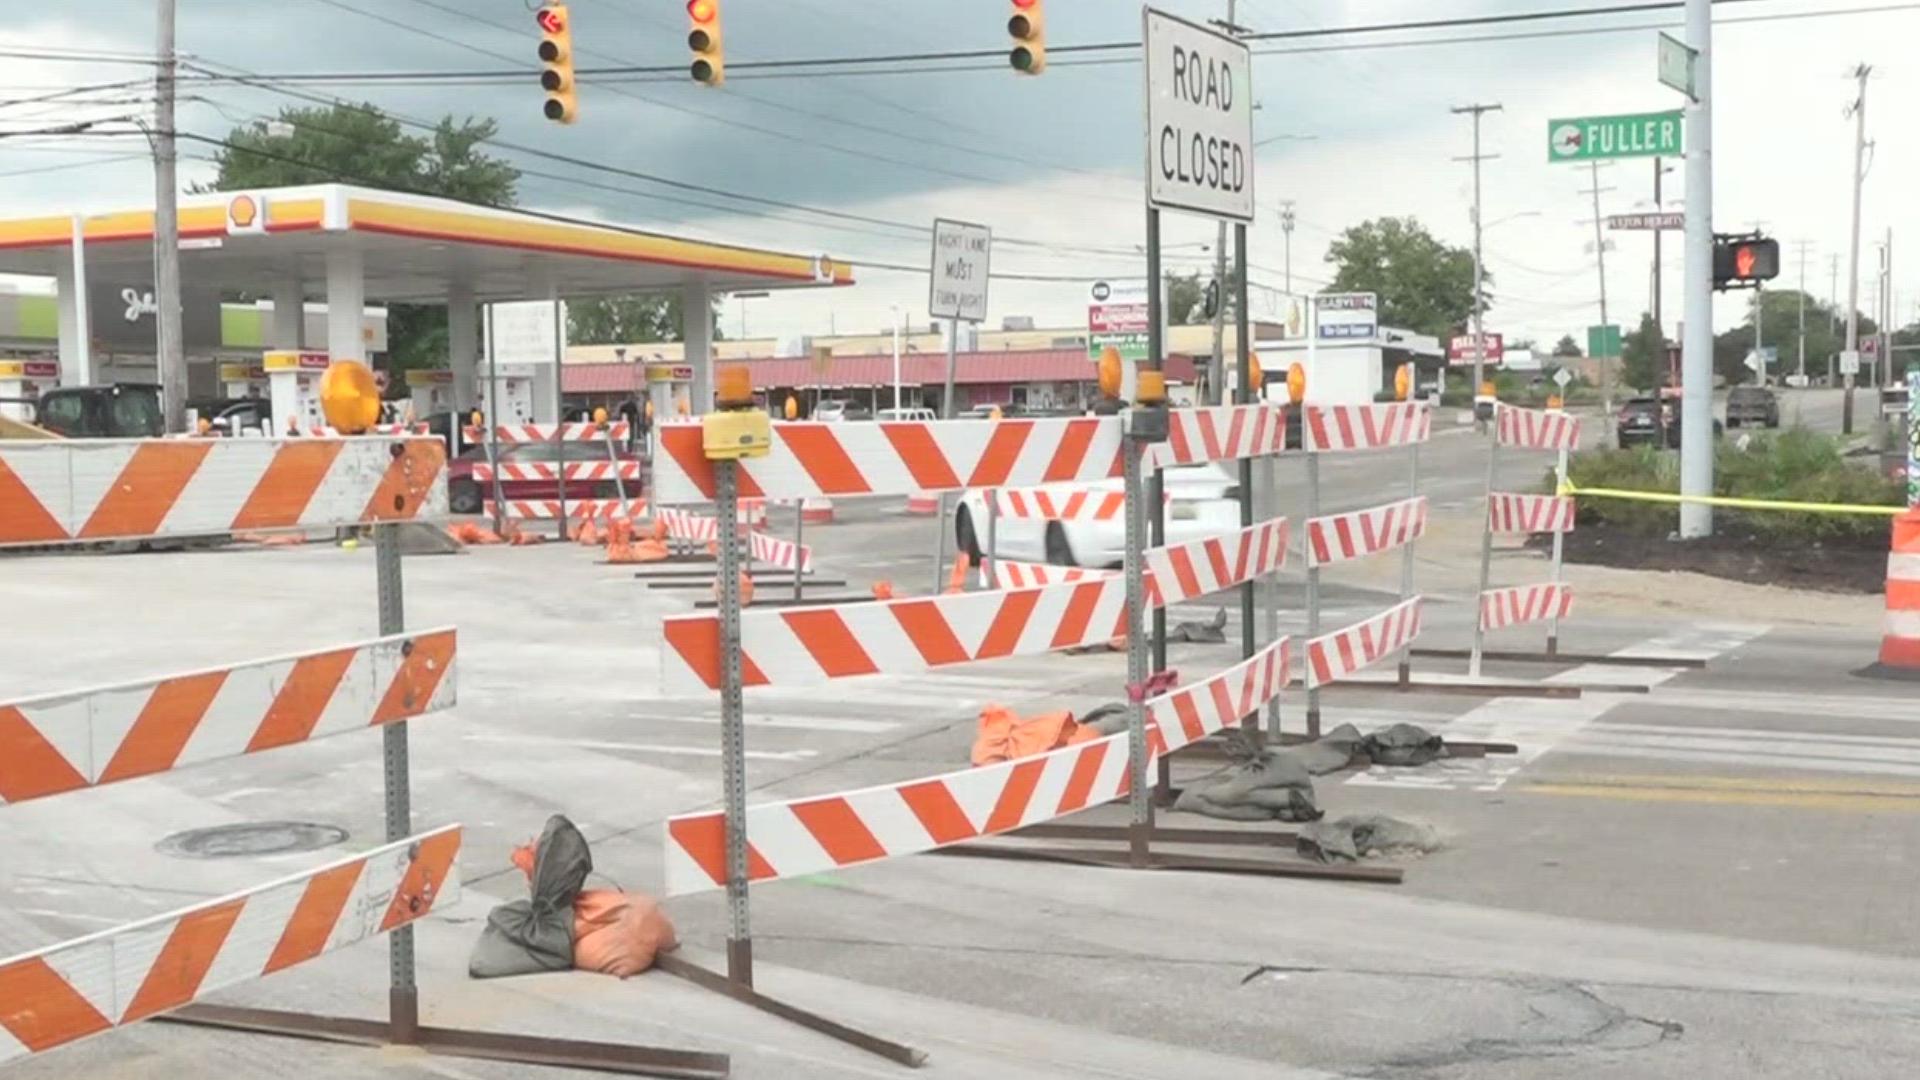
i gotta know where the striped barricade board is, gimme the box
[471,461,643,483]
[0,826,461,1065]
[1479,584,1574,631]
[0,630,455,806]
[1151,404,1288,468]
[661,518,1288,692]
[1487,492,1576,534]
[1495,405,1581,452]
[1146,636,1291,758]
[0,437,447,547]
[463,422,630,444]
[485,498,648,521]
[1305,596,1425,689]
[1302,402,1431,454]
[1305,496,1428,568]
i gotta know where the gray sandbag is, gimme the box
[1174,733,1322,823]
[1297,814,1441,863]
[1167,608,1228,644]
[1078,702,1131,736]
[1280,723,1366,775]
[1362,723,1447,767]
[469,815,594,979]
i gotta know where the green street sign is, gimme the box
[1587,323,1623,359]
[1548,110,1684,162]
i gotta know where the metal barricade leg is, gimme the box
[932,493,947,594]
[1470,436,1500,676]
[1546,443,1568,657]
[715,461,752,987]
[1304,451,1322,737]
[791,499,805,602]
[373,523,417,1043]
[1123,433,1151,866]
[1397,441,1422,686]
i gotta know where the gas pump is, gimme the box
[645,361,694,426]
[479,362,537,427]
[0,360,57,422]
[264,350,331,433]
[405,369,457,421]
[218,362,268,403]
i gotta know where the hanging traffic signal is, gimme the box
[1009,0,1045,75]
[537,3,576,124]
[1712,233,1780,291]
[688,0,724,86]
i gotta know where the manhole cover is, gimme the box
[157,821,349,860]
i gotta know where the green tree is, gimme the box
[1710,290,1878,383]
[203,105,519,381]
[1324,217,1482,339]
[568,292,721,345]
[1619,312,1664,390]
[1552,334,1583,357]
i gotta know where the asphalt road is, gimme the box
[2,403,1914,1079]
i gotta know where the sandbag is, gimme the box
[1362,723,1448,766]
[1174,737,1322,823]
[1282,723,1366,775]
[468,815,593,979]
[573,889,677,978]
[1297,814,1441,863]
[1167,608,1228,644]
[970,705,1095,765]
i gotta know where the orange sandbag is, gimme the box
[712,571,755,605]
[871,580,895,600]
[945,551,971,594]
[970,705,1085,766]
[572,889,677,978]
[575,518,602,546]
[649,517,668,541]
[450,521,503,545]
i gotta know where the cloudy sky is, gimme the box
[4,0,1917,351]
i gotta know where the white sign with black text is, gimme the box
[928,218,991,323]
[1143,8,1254,223]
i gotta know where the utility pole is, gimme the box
[1843,63,1871,434]
[1795,239,1810,382]
[1679,0,1714,537]
[1279,200,1296,294]
[1580,161,1616,415]
[1452,102,1502,413]
[154,0,186,432]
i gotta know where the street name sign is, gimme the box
[928,218,991,323]
[1548,110,1684,162]
[1657,32,1698,101]
[1607,212,1685,231]
[1144,7,1254,223]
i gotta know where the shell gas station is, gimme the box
[0,182,852,429]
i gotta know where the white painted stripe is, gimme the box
[1888,552,1920,581]
[636,713,898,734]
[462,734,815,761]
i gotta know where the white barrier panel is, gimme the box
[1495,404,1581,452]
[0,630,455,805]
[0,437,447,547]
[1304,596,1424,688]
[0,826,461,1064]
[1305,496,1428,568]
[1479,584,1574,631]
[1302,403,1431,454]
[1486,492,1576,535]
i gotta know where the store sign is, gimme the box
[1315,292,1377,340]
[1087,279,1151,363]
[1447,332,1505,366]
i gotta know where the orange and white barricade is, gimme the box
[1298,401,1433,732]
[0,434,704,1074]
[1470,403,1582,673]
[465,421,639,538]
[653,401,1313,994]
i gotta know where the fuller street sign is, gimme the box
[1547,110,1684,163]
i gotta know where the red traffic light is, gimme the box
[1013,0,1038,6]
[535,6,564,33]
[687,0,715,22]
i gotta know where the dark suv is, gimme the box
[1726,385,1780,428]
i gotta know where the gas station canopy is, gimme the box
[0,182,854,302]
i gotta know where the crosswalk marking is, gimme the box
[462,733,817,761]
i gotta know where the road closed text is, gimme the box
[1158,45,1246,199]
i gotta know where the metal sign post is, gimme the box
[714,459,752,987]
[1303,452,1322,736]
[1122,426,1151,867]
[1234,222,1258,737]
[373,523,417,1042]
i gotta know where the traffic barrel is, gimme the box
[1869,506,1920,678]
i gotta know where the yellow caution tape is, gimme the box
[1557,476,1907,517]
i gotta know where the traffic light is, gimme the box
[688,0,724,86]
[1009,0,1045,75]
[1712,233,1780,291]
[537,3,576,124]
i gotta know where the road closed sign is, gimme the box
[928,218,991,323]
[1144,8,1253,223]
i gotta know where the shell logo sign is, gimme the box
[227,193,264,234]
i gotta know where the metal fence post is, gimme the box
[714,460,752,987]
[373,522,417,1043]
[1397,440,1422,686]
[1469,432,1500,677]
[1546,442,1569,657]
[1304,450,1322,737]
[1122,425,1150,866]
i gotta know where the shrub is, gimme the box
[1558,428,1899,544]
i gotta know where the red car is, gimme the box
[448,441,645,514]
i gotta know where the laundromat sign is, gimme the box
[1144,7,1254,223]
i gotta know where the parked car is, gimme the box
[876,407,939,422]
[1617,395,1722,449]
[953,463,1241,569]
[813,399,872,422]
[1725,385,1780,428]
[209,398,273,436]
[448,440,643,515]
[32,384,165,438]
